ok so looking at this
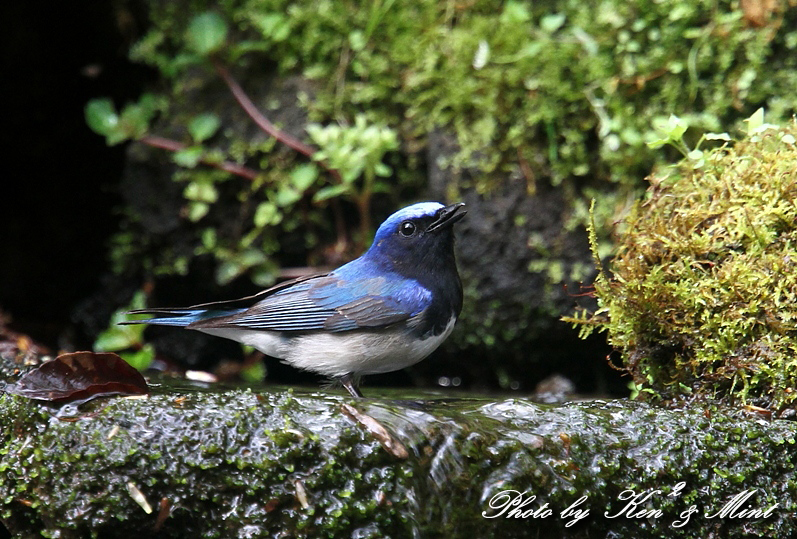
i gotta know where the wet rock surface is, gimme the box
[2,370,796,538]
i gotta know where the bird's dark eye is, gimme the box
[399,221,416,237]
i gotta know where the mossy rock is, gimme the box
[2,370,797,537]
[586,123,797,414]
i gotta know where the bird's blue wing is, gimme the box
[309,276,430,331]
[186,273,431,332]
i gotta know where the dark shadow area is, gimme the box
[0,1,153,346]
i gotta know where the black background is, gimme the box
[1,2,152,346]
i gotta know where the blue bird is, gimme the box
[123,202,466,397]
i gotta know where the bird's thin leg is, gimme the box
[340,373,364,398]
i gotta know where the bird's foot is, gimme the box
[339,373,364,398]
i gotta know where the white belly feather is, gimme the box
[198,317,456,378]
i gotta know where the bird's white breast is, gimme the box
[198,317,456,378]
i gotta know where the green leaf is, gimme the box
[188,113,221,143]
[128,290,148,311]
[183,180,218,203]
[201,227,217,249]
[240,361,267,383]
[250,13,291,42]
[349,30,367,51]
[540,13,566,33]
[119,104,152,140]
[238,249,267,268]
[502,1,532,24]
[648,114,688,149]
[94,327,139,352]
[186,12,228,56]
[373,162,392,177]
[216,250,267,285]
[85,98,121,140]
[665,114,687,140]
[313,184,350,202]
[121,344,155,371]
[94,290,149,353]
[254,201,282,227]
[274,186,302,207]
[646,138,668,149]
[251,264,278,287]
[306,123,331,146]
[290,163,319,191]
[173,147,204,168]
[187,201,210,222]
[341,165,364,184]
[744,108,779,138]
[216,260,243,285]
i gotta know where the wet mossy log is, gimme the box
[1,384,796,538]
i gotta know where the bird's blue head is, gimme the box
[365,202,466,278]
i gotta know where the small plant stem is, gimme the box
[211,57,356,252]
[140,135,260,180]
[212,59,315,156]
[211,58,342,182]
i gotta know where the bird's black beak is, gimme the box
[427,203,467,232]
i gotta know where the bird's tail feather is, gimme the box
[120,308,245,327]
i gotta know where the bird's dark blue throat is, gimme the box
[371,203,466,337]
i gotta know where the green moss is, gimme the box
[3,380,797,537]
[578,122,797,413]
[95,0,797,285]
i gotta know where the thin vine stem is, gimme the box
[211,58,342,183]
[140,135,260,180]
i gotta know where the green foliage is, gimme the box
[85,99,122,142]
[188,112,222,143]
[239,360,267,383]
[646,113,733,168]
[308,115,399,239]
[85,94,163,145]
[94,291,155,371]
[226,0,796,186]
[185,12,229,56]
[573,116,797,413]
[308,115,398,188]
[92,0,797,291]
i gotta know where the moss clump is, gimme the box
[583,122,797,413]
[3,384,797,538]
